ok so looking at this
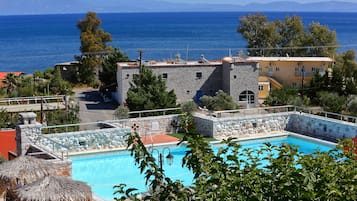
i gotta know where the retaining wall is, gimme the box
[194,111,357,141]
[194,112,291,138]
[286,113,357,142]
[38,127,131,153]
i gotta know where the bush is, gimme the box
[114,106,130,119]
[287,96,310,107]
[200,90,238,111]
[318,91,346,113]
[347,96,357,116]
[180,101,197,113]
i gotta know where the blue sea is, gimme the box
[1,12,357,73]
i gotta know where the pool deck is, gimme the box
[142,134,180,145]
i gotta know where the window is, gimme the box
[162,73,168,79]
[196,72,202,79]
[292,82,297,87]
[275,67,280,71]
[239,91,255,104]
[258,85,264,91]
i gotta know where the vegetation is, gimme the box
[126,67,177,111]
[43,104,80,127]
[238,13,337,57]
[0,155,5,164]
[347,96,357,116]
[100,48,130,92]
[0,109,16,129]
[243,13,357,115]
[317,91,347,113]
[115,112,357,201]
[200,90,238,111]
[180,101,197,113]
[77,11,112,85]
[114,106,130,119]
[0,69,72,98]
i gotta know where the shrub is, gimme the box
[347,96,357,116]
[180,101,197,113]
[200,90,238,111]
[114,106,130,119]
[318,91,346,113]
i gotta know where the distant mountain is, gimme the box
[1,0,357,15]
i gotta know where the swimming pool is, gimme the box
[71,134,335,200]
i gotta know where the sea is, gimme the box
[1,12,357,73]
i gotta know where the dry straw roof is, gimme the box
[14,176,93,201]
[0,156,55,194]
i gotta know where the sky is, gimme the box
[163,0,357,4]
[1,0,357,15]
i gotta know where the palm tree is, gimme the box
[3,73,18,95]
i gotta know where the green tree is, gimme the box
[126,67,177,111]
[317,91,346,113]
[100,48,129,91]
[200,90,238,111]
[334,50,357,95]
[276,16,306,56]
[264,87,299,106]
[49,68,72,95]
[2,73,18,96]
[305,22,337,57]
[0,109,11,128]
[238,13,279,56]
[347,96,357,116]
[77,12,112,85]
[238,13,337,57]
[180,101,197,113]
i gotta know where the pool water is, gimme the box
[71,135,334,200]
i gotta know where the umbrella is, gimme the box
[0,156,55,195]
[14,176,93,201]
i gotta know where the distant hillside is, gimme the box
[1,0,357,15]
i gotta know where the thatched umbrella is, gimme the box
[0,156,55,195]
[14,176,93,201]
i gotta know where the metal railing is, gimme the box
[113,107,181,119]
[34,134,70,159]
[212,105,296,118]
[210,105,357,125]
[295,106,357,124]
[0,95,65,105]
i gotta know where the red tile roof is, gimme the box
[0,72,24,80]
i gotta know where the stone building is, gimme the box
[116,55,259,108]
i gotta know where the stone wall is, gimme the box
[16,123,42,156]
[286,113,357,142]
[213,113,291,139]
[195,111,357,142]
[110,114,180,136]
[37,115,180,153]
[194,112,291,138]
[38,127,131,153]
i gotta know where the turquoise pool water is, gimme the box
[71,135,334,200]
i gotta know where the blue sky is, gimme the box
[1,0,357,15]
[163,0,357,4]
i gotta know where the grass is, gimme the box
[169,133,217,142]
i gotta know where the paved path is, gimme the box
[73,88,117,123]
